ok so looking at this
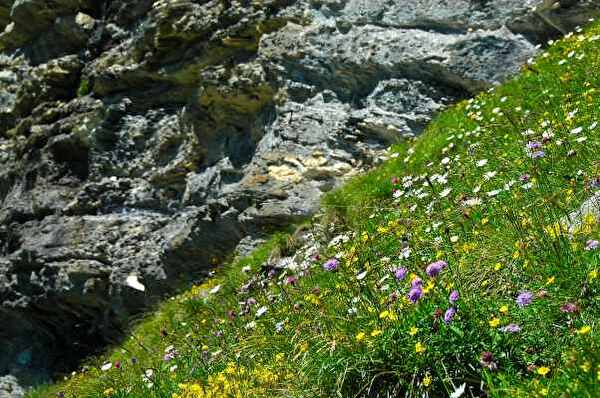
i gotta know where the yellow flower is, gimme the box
[481,218,489,225]
[584,213,596,230]
[356,332,366,343]
[489,317,501,328]
[499,305,509,315]
[299,342,309,353]
[545,222,564,239]
[494,263,503,271]
[423,372,432,387]
[304,294,320,306]
[415,342,426,354]
[546,276,555,285]
[539,388,549,396]
[577,325,592,335]
[275,353,285,363]
[422,280,435,294]
[103,388,115,397]
[225,362,237,375]
[371,329,383,338]
[379,310,398,321]
[462,242,475,253]
[409,326,419,336]
[537,366,551,376]
[376,226,389,234]
[597,370,600,381]
[580,361,591,373]
[589,270,598,280]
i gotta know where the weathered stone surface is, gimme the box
[0,375,24,398]
[565,191,600,234]
[0,0,597,393]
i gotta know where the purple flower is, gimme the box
[560,302,579,313]
[163,349,178,362]
[480,351,498,370]
[394,267,408,281]
[411,277,423,288]
[516,291,534,307]
[591,177,600,189]
[520,174,531,182]
[527,141,542,150]
[444,307,457,324]
[285,276,298,285]
[323,258,339,271]
[426,260,447,277]
[585,240,599,251]
[449,290,460,304]
[530,150,545,159]
[500,323,521,333]
[246,297,257,306]
[526,141,545,159]
[408,286,423,303]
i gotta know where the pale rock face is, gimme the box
[0,0,597,393]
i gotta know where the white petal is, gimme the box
[126,275,146,292]
[356,271,368,280]
[101,362,112,371]
[256,306,268,318]
[570,127,583,135]
[450,383,466,398]
[209,284,221,294]
[439,188,452,198]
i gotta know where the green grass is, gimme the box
[30,21,600,398]
[77,78,91,97]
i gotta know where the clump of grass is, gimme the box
[77,78,91,97]
[29,20,600,398]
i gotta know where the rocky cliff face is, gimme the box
[0,0,597,393]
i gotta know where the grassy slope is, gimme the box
[31,20,600,398]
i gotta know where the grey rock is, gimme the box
[566,191,600,234]
[235,235,268,258]
[0,375,24,398]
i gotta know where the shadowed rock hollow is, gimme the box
[0,0,597,394]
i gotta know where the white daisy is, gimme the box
[439,188,452,198]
